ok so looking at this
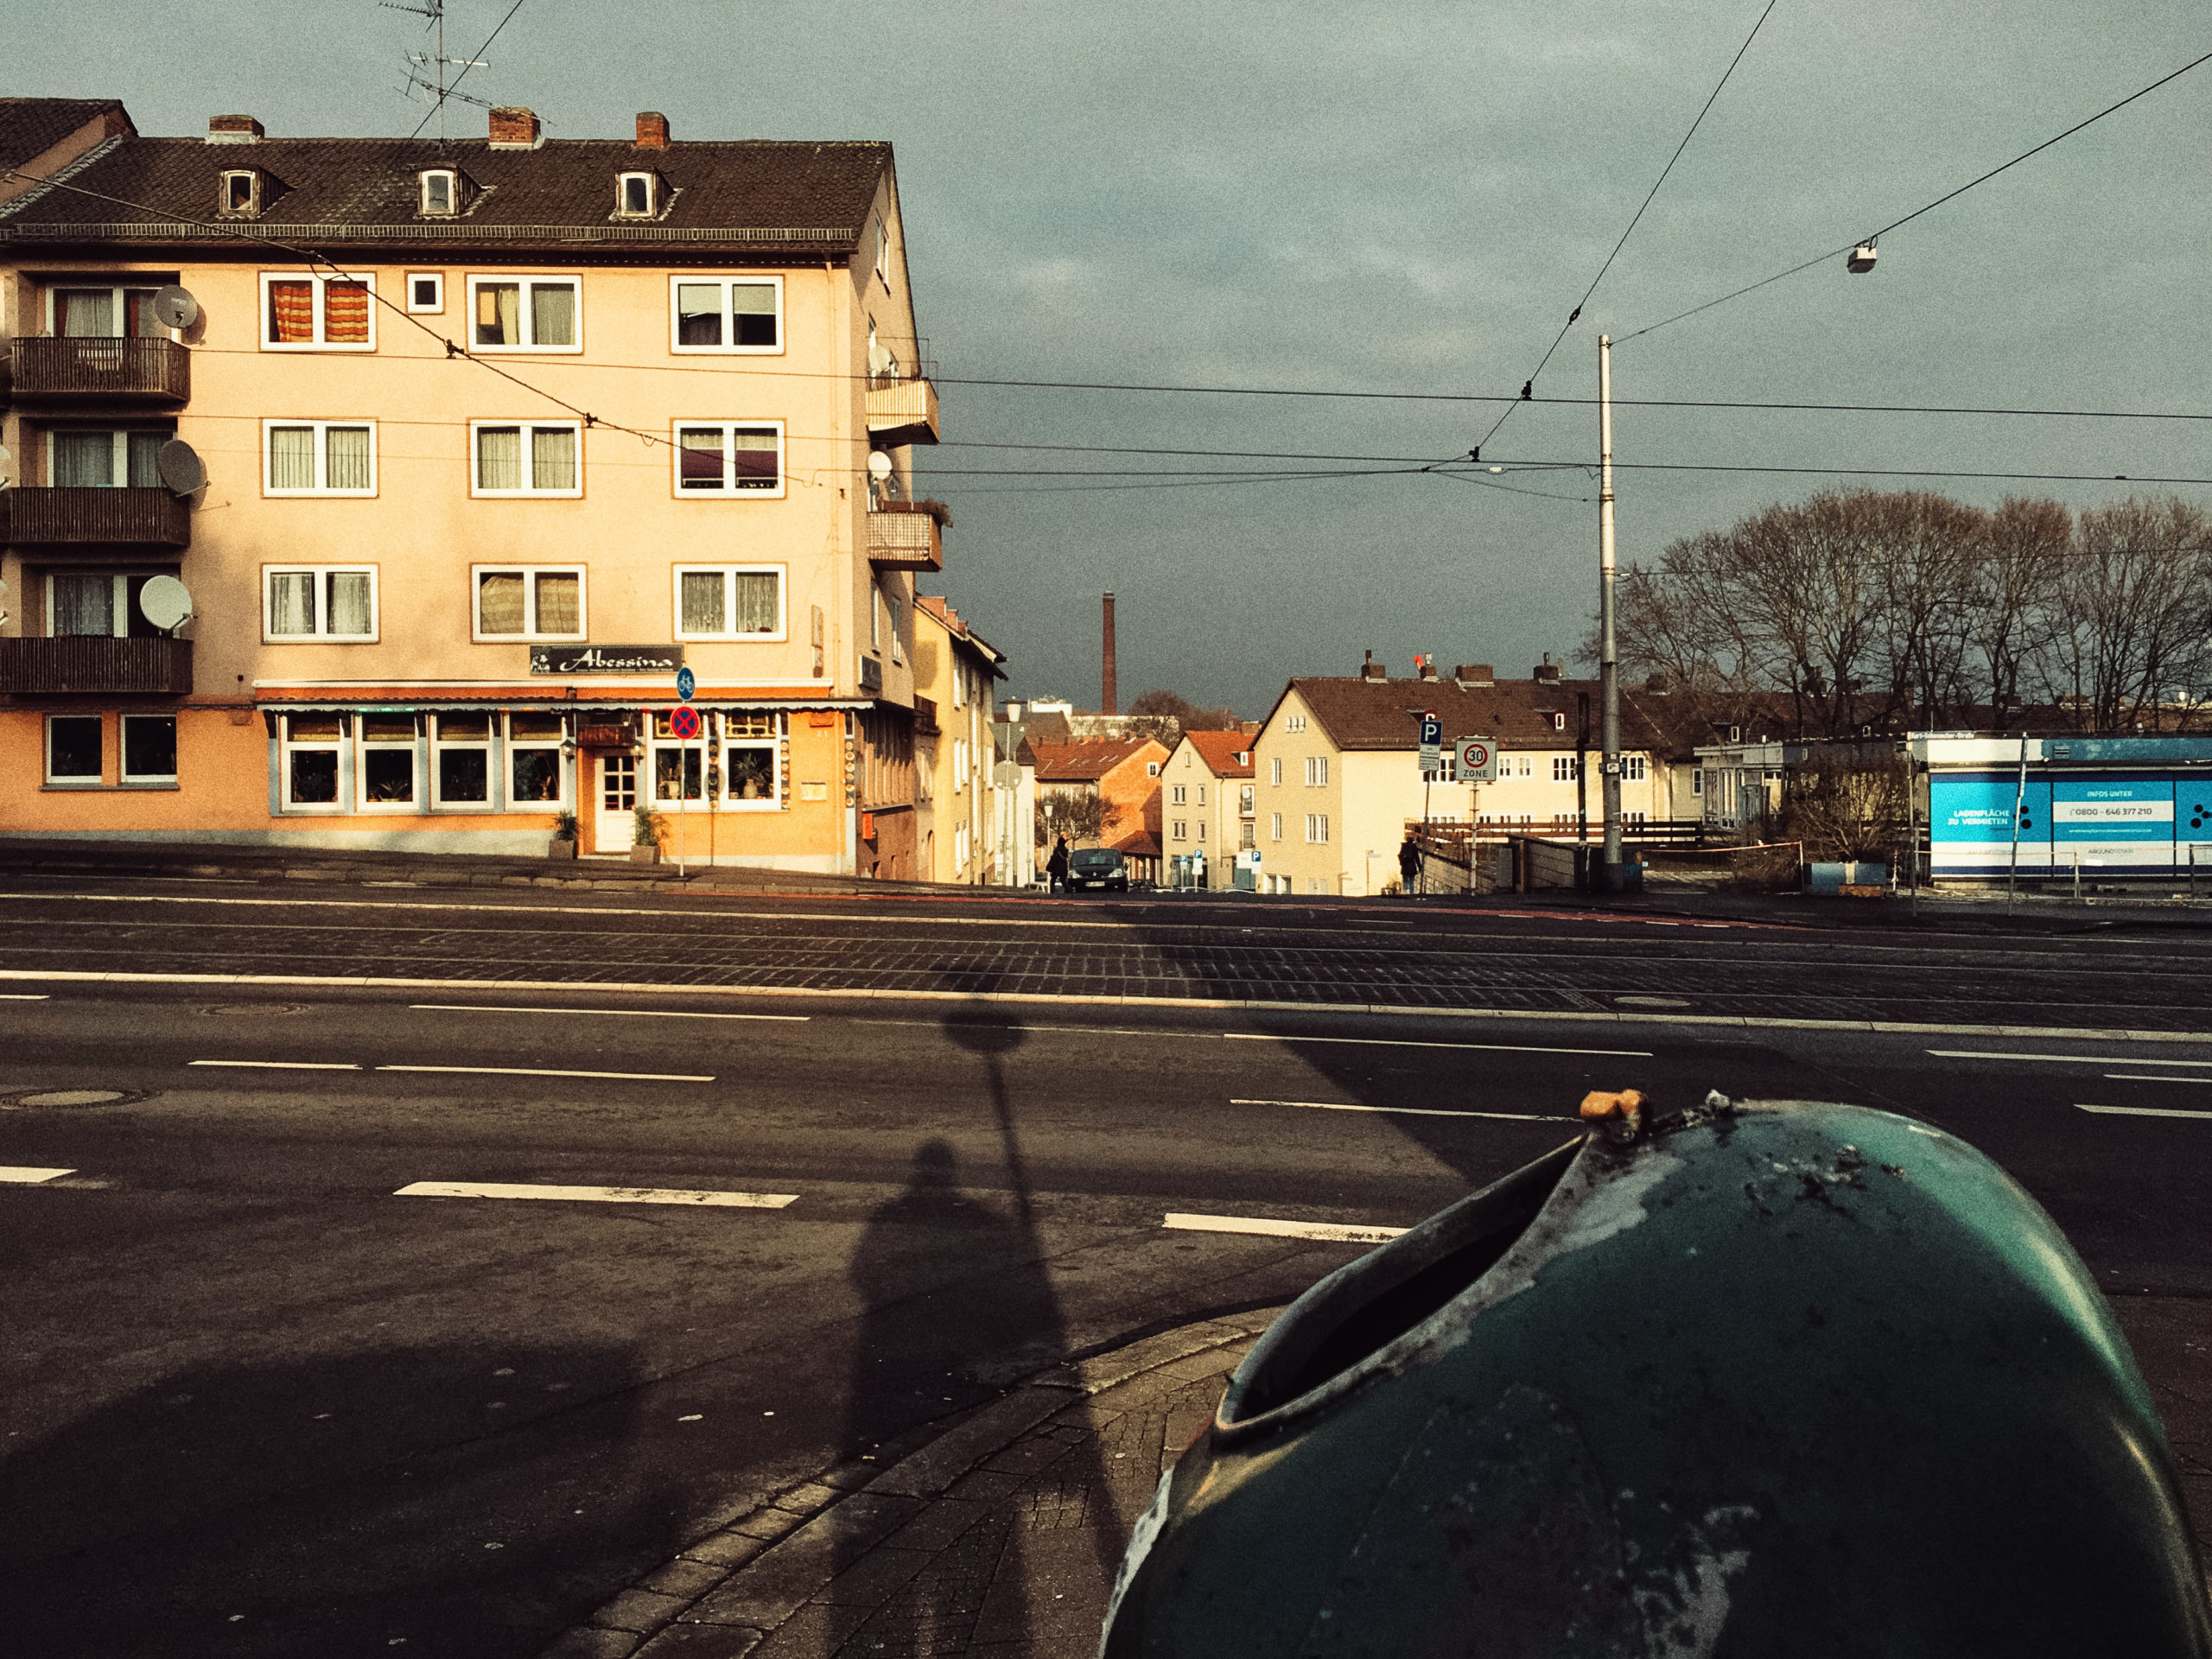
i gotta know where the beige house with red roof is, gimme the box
[1029,734,1166,881]
[911,594,1007,886]
[1160,728,1255,889]
[1252,658,1680,896]
[0,99,950,876]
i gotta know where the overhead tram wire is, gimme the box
[1616,41,2212,346]
[1471,0,1782,457]
[0,166,672,454]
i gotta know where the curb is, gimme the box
[536,1311,1281,1659]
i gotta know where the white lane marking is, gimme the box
[396,1180,796,1207]
[1165,1211,1408,1244]
[1930,1049,2212,1066]
[188,1058,365,1071]
[0,994,50,1000]
[2106,1074,2212,1084]
[2077,1103,2212,1121]
[3,968,2210,1045]
[0,1166,75,1184]
[1227,1032,1650,1058]
[1233,1096,1569,1122]
[376,1065,715,1083]
[410,1003,808,1023]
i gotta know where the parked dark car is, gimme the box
[1066,848,1129,893]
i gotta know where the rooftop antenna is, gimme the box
[383,0,489,143]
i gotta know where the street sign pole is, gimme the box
[673,672,697,880]
[1598,334,1624,894]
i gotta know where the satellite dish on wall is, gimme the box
[151,285,200,329]
[140,575,194,631]
[157,439,205,496]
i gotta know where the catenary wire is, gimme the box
[1475,0,1781,455]
[406,0,531,141]
[1616,42,2212,345]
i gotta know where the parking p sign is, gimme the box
[1456,735,1497,783]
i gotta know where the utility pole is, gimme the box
[1598,334,1624,893]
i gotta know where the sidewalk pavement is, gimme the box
[539,1311,1280,1659]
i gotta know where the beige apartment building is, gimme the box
[0,101,957,875]
[912,594,1006,885]
[1159,728,1255,888]
[1251,660,1677,896]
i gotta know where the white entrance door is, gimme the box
[596,753,637,852]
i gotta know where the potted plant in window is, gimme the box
[631,804,665,863]
[550,809,579,858]
[730,751,771,802]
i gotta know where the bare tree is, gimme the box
[2037,498,2212,731]
[1035,791,1111,849]
[1967,497,2069,724]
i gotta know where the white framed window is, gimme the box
[673,422,785,496]
[262,270,375,350]
[1624,753,1648,782]
[1146,761,1160,777]
[264,566,377,641]
[48,572,139,638]
[432,712,493,808]
[874,214,889,284]
[1691,768,1704,798]
[650,709,706,806]
[1306,813,1330,844]
[121,714,177,784]
[1197,785,1207,806]
[471,422,582,497]
[1552,755,1577,782]
[509,713,566,805]
[954,737,969,792]
[1286,715,1306,734]
[48,284,167,338]
[1270,811,1283,841]
[1239,784,1255,817]
[358,713,418,810]
[263,420,376,496]
[1198,821,1207,842]
[616,172,656,217]
[1172,820,1187,841]
[474,566,584,640]
[219,169,261,218]
[1304,756,1327,787]
[670,275,783,353]
[407,271,444,313]
[280,712,345,810]
[720,711,780,810]
[420,169,458,216]
[888,594,905,665]
[1171,785,1186,805]
[46,714,103,785]
[675,565,785,640]
[952,664,968,709]
[1269,757,1283,786]
[1553,712,1567,731]
[870,584,883,652]
[467,275,581,352]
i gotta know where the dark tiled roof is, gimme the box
[1284,676,1669,753]
[0,99,126,169]
[1030,737,1162,783]
[1,134,887,253]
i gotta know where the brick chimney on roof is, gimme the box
[636,111,671,148]
[206,114,263,143]
[1361,650,1387,681]
[1534,652,1563,683]
[488,106,542,149]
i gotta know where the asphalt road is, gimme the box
[4,878,2212,1656]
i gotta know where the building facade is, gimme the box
[1029,735,1166,881]
[1251,661,1675,896]
[1159,728,1254,889]
[0,103,957,875]
[912,594,1005,885]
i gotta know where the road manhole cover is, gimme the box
[1614,995,1692,1008]
[2,1087,155,1109]
[195,1003,311,1017]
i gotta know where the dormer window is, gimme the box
[616,171,655,217]
[420,169,457,216]
[219,169,260,218]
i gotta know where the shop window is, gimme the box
[358,713,417,810]
[283,713,345,808]
[721,712,779,809]
[650,709,704,805]
[432,712,491,806]
[509,713,566,804]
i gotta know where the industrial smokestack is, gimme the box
[1102,591,1117,715]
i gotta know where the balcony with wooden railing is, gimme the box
[10,336,190,404]
[867,499,948,573]
[865,372,940,448]
[0,487,192,547]
[0,637,194,696]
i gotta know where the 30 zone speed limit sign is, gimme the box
[1455,735,1497,783]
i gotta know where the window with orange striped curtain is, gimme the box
[267,280,315,343]
[324,282,369,343]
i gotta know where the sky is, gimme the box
[15,1,2211,715]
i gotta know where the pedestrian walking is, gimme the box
[1398,835,1421,897]
[1047,835,1071,893]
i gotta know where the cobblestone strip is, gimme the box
[536,1313,1281,1659]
